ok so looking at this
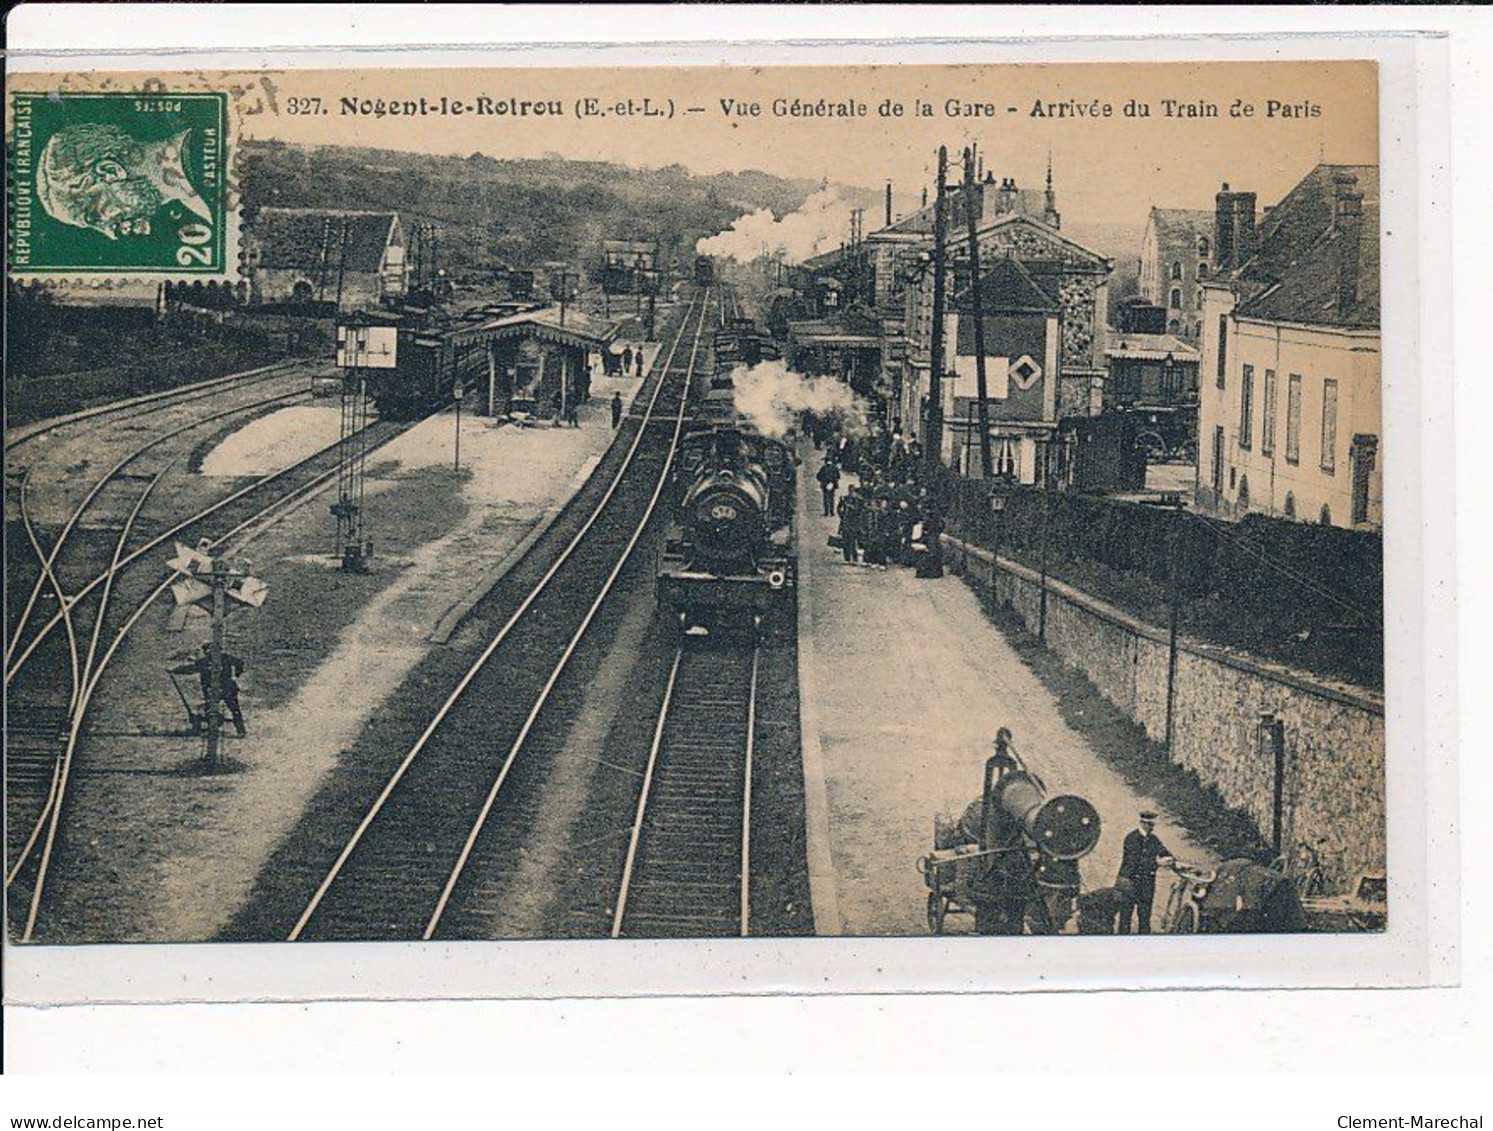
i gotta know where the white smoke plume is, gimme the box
[730,360,870,441]
[696,187,857,266]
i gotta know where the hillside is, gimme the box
[239,141,821,278]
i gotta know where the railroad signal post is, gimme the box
[334,317,399,573]
[165,543,268,768]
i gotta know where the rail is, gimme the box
[288,288,714,941]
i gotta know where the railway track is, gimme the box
[287,289,715,942]
[5,380,315,680]
[7,407,415,941]
[3,359,309,456]
[612,641,760,938]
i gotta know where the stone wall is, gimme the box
[956,537,1386,889]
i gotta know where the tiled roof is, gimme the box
[456,305,620,350]
[878,183,1049,236]
[951,257,1060,314]
[602,239,658,256]
[800,246,848,272]
[250,209,399,274]
[786,320,880,347]
[1236,164,1379,329]
[1105,330,1201,361]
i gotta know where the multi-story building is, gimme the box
[940,258,1062,484]
[1139,206,1215,341]
[1197,165,1380,530]
[857,165,1110,481]
[865,166,1067,429]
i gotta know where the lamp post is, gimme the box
[986,488,1008,581]
[453,379,464,471]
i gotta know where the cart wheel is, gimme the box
[927,892,947,935]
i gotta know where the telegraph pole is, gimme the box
[963,146,994,479]
[1164,500,1186,753]
[925,145,948,474]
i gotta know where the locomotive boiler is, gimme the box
[919,728,1102,934]
[656,416,797,639]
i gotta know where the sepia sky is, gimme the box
[13,61,1378,227]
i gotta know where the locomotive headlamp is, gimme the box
[768,569,787,589]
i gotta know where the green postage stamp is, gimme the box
[9,90,233,277]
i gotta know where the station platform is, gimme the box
[793,441,1216,936]
[65,340,664,942]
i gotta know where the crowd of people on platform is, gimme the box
[804,413,945,578]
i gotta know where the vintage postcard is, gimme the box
[3,41,1443,1000]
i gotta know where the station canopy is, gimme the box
[451,306,621,352]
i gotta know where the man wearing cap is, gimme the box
[171,643,247,737]
[1116,810,1173,934]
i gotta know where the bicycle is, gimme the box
[1277,839,1329,899]
[1159,860,1216,934]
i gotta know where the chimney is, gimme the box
[1214,182,1258,270]
[885,181,893,228]
[1333,175,1364,315]
[996,177,1018,216]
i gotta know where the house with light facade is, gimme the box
[1196,165,1381,530]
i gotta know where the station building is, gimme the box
[244,208,408,310]
[599,239,661,294]
[884,178,1112,485]
[451,306,620,418]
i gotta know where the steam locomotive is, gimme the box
[656,391,797,638]
[694,255,717,287]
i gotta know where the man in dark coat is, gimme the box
[1116,810,1173,934]
[173,643,247,737]
[837,486,861,564]
[816,459,840,517]
[611,391,623,429]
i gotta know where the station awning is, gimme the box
[786,320,880,349]
[452,306,621,352]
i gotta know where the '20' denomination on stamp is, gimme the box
[9,90,232,277]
